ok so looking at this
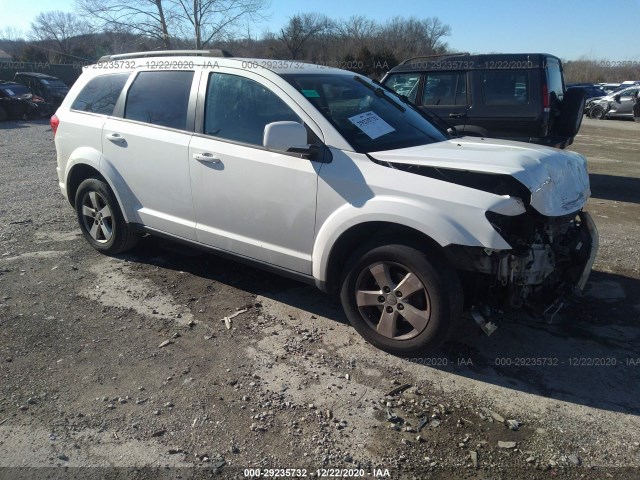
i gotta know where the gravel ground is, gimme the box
[0,117,639,480]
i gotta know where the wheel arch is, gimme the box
[66,161,132,223]
[319,221,448,293]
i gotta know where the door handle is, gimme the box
[193,152,221,163]
[105,133,126,143]
[448,113,467,119]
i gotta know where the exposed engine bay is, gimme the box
[446,210,598,312]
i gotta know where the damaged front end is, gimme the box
[369,138,599,328]
[446,209,598,325]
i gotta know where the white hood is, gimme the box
[370,137,591,217]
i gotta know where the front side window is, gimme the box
[384,73,420,102]
[620,88,639,97]
[482,71,529,105]
[204,73,300,146]
[71,73,129,115]
[124,71,194,130]
[422,72,466,106]
[283,73,447,153]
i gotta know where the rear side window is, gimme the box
[422,72,466,106]
[204,73,300,146]
[71,73,129,115]
[482,71,529,105]
[124,71,194,130]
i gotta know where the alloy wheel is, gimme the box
[80,191,113,244]
[354,261,431,341]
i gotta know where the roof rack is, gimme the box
[97,49,233,63]
[400,52,470,65]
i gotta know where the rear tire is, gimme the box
[75,178,139,254]
[340,241,463,356]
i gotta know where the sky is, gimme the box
[1,0,639,61]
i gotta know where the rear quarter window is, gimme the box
[71,73,130,115]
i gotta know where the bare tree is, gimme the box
[169,0,269,49]
[0,27,27,59]
[77,0,174,48]
[378,16,451,59]
[29,11,91,61]
[336,15,376,47]
[279,13,332,60]
[0,27,25,43]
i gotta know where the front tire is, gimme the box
[340,242,463,356]
[589,104,605,119]
[75,178,139,254]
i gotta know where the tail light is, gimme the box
[32,95,45,103]
[50,114,59,137]
[542,84,550,111]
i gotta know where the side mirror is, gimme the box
[614,94,621,103]
[263,121,318,159]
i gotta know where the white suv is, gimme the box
[52,51,598,355]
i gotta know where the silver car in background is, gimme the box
[588,86,640,119]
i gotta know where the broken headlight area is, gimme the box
[447,210,597,312]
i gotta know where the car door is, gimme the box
[102,69,199,240]
[189,69,322,274]
[470,69,535,140]
[418,72,467,131]
[615,88,639,115]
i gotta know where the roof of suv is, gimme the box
[388,53,561,73]
[91,50,349,76]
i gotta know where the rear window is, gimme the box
[482,71,529,105]
[71,73,129,115]
[546,58,564,101]
[124,71,194,130]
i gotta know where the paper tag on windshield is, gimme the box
[348,111,395,139]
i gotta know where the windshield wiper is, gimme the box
[353,76,405,113]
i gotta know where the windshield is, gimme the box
[0,84,31,97]
[282,73,447,153]
[40,78,68,90]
